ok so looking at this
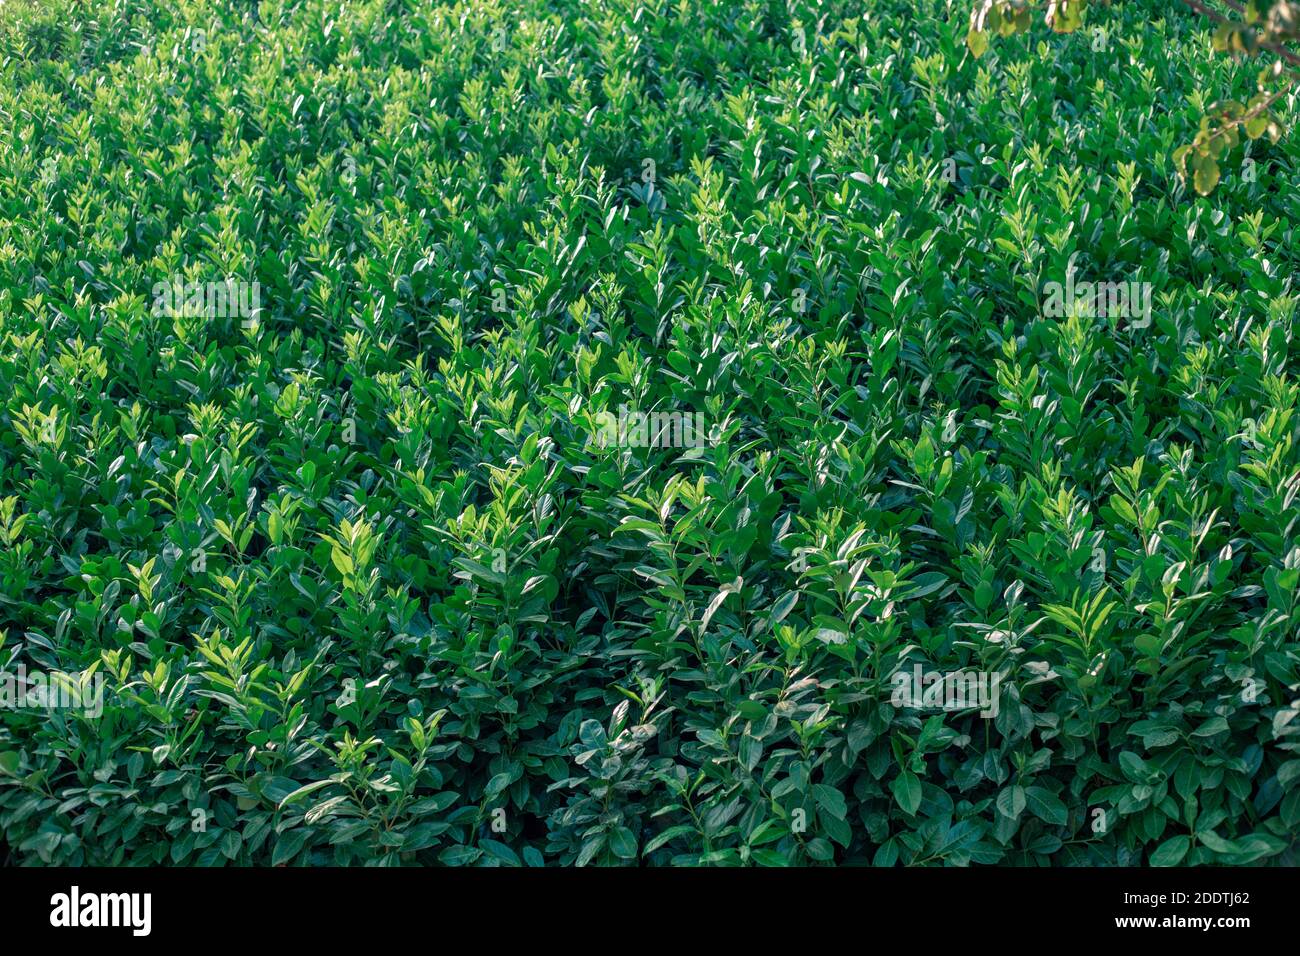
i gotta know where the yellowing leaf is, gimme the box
[1193,156,1220,195]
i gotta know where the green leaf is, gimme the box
[1119,751,1151,782]
[1192,716,1229,737]
[278,779,332,808]
[645,824,696,854]
[751,848,790,866]
[891,770,922,815]
[997,785,1027,821]
[272,829,310,866]
[813,784,848,821]
[1197,830,1238,854]
[481,839,521,866]
[1277,761,1300,789]
[439,845,482,865]
[609,826,638,860]
[1150,835,1190,867]
[1025,786,1068,826]
[484,772,513,798]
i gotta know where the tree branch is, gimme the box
[1178,0,1300,76]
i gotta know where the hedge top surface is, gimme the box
[0,0,1297,866]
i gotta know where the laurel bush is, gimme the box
[0,0,1298,866]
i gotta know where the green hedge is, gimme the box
[0,0,1297,865]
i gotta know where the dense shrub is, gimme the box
[0,0,1298,866]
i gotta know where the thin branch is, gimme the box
[1178,0,1300,78]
